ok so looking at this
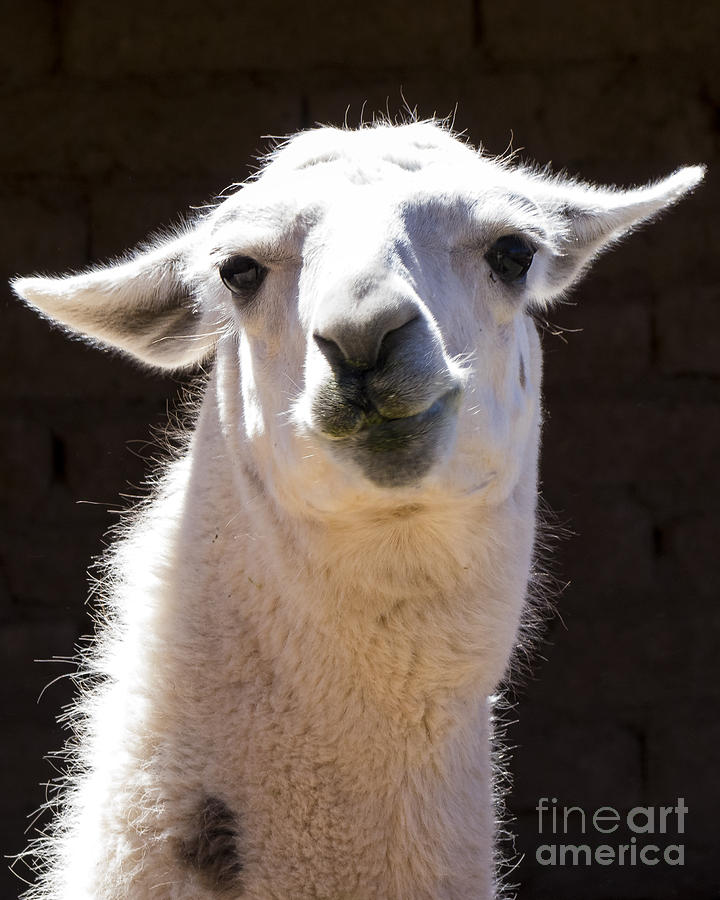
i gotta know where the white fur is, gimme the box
[12,121,703,899]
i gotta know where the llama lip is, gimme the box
[358,387,461,448]
[336,388,461,487]
[312,381,462,441]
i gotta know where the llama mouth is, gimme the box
[331,388,461,487]
[359,388,461,447]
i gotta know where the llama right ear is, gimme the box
[11,230,219,370]
[530,165,705,302]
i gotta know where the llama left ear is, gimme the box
[11,230,219,370]
[530,165,705,301]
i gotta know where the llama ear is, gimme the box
[530,165,705,302]
[11,231,218,370]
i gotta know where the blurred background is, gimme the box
[1,2,718,898]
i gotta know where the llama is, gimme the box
[12,121,702,899]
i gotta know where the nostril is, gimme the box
[313,330,379,372]
[376,314,420,368]
[313,332,357,370]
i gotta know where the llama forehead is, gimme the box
[206,155,552,265]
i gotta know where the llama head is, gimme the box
[13,123,703,515]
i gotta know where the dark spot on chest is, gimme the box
[179,795,244,893]
[519,354,526,389]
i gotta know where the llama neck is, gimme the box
[190,347,537,728]
[168,388,535,743]
[159,445,511,897]
[102,389,535,898]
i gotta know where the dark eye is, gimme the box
[219,255,267,298]
[485,235,535,284]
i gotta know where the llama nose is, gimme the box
[313,296,420,372]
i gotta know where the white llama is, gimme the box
[12,122,703,900]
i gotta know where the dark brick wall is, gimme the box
[1,2,718,898]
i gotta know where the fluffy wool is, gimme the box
[12,120,702,899]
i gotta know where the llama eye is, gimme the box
[219,256,267,298]
[485,235,535,284]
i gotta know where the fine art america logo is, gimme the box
[535,797,687,867]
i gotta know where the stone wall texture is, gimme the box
[1,2,718,897]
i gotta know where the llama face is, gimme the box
[12,122,703,514]
[200,149,545,505]
[293,175,542,502]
